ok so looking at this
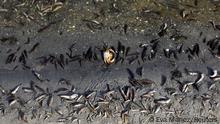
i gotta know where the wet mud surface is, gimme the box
[0,0,220,124]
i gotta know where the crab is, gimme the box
[103,48,115,65]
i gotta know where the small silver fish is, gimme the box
[210,75,220,81]
[0,85,6,94]
[22,87,34,93]
[35,93,47,102]
[59,92,78,100]
[153,105,160,113]
[181,84,189,93]
[72,102,84,108]
[9,99,17,106]
[194,73,205,84]
[10,83,21,95]
[47,94,53,107]
[141,89,156,98]
[85,91,96,99]
[154,97,171,104]
[209,70,218,78]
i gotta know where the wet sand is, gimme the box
[0,22,219,124]
[0,0,220,124]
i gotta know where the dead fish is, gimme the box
[119,86,134,101]
[22,87,34,93]
[206,38,220,50]
[34,85,45,93]
[136,66,143,77]
[193,43,200,56]
[104,90,115,97]
[55,108,63,116]
[0,85,6,94]
[6,53,16,64]
[68,43,76,52]
[120,109,129,124]
[141,89,156,98]
[154,97,171,104]
[148,49,157,60]
[0,103,5,114]
[9,99,17,106]
[164,88,177,95]
[47,94,53,107]
[57,54,65,69]
[186,43,200,56]
[93,52,99,61]
[68,55,81,62]
[22,50,28,58]
[202,37,206,43]
[130,88,135,101]
[117,41,125,56]
[54,87,69,93]
[181,83,190,93]
[72,102,84,108]
[82,19,103,31]
[0,36,17,45]
[185,70,199,76]
[84,91,96,99]
[171,69,182,80]
[97,100,110,105]
[210,75,220,81]
[163,49,170,58]
[58,78,71,85]
[37,20,62,33]
[32,70,43,82]
[152,105,160,113]
[123,24,128,34]
[209,21,220,31]
[86,101,96,112]
[141,46,147,62]
[59,92,78,100]
[29,42,40,53]
[161,75,167,86]
[194,73,205,84]
[170,34,187,41]
[208,82,216,90]
[119,87,127,101]
[31,109,37,120]
[57,117,67,122]
[10,83,21,95]
[125,47,131,56]
[126,68,135,80]
[34,93,47,102]
[129,79,155,87]
[18,109,28,123]
[176,43,183,53]
[43,111,52,120]
[127,55,138,64]
[213,46,220,59]
[185,69,204,84]
[158,23,168,37]
[71,117,79,123]
[209,69,218,78]
[192,83,200,91]
[24,37,30,44]
[171,50,178,60]
[7,96,17,106]
[215,25,220,31]
[18,53,26,65]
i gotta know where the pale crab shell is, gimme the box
[103,49,115,64]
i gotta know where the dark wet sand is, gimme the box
[0,0,220,124]
[0,22,219,124]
